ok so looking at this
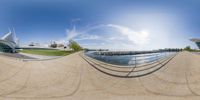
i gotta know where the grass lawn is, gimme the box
[19,49,75,56]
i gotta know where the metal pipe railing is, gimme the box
[86,52,176,66]
[83,52,178,78]
[84,53,173,73]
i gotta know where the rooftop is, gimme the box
[190,38,200,42]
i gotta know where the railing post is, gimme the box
[135,56,137,68]
[155,54,157,61]
[157,54,160,62]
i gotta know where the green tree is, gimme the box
[184,46,191,51]
[68,40,82,51]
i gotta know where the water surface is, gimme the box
[85,51,176,66]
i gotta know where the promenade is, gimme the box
[0,51,200,100]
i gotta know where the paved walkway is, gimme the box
[19,53,62,60]
[0,51,200,100]
[0,52,36,59]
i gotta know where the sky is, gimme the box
[0,0,200,50]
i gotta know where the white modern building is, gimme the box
[0,29,19,53]
[190,38,200,49]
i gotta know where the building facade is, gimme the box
[0,30,19,53]
[190,38,200,49]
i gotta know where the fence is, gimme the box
[82,52,178,78]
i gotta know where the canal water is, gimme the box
[85,51,176,66]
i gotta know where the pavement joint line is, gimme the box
[0,62,27,83]
[1,51,200,99]
[138,77,194,97]
[0,67,31,97]
[0,57,83,99]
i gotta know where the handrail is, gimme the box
[85,55,172,73]
[86,54,169,69]
[132,54,166,62]
[85,52,176,67]
[82,52,178,78]
[89,52,159,58]
[135,55,170,68]
[128,54,161,61]
[127,54,176,78]
[91,51,176,57]
[81,53,176,78]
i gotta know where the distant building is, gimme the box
[0,30,72,53]
[190,38,200,49]
[49,41,57,48]
[49,41,66,49]
[57,44,64,48]
[28,42,40,47]
[0,29,19,53]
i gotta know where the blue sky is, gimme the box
[0,0,200,50]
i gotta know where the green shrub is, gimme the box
[68,40,82,51]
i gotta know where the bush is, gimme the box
[183,46,200,52]
[184,46,191,51]
[68,40,82,51]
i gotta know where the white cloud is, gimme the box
[71,18,81,23]
[55,39,66,44]
[75,34,100,41]
[64,24,150,50]
[66,26,80,40]
[107,24,150,45]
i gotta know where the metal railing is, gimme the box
[82,52,178,78]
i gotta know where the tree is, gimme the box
[68,40,82,51]
[184,46,191,51]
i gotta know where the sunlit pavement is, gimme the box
[0,51,200,100]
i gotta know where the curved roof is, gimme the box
[1,30,17,44]
[0,29,19,52]
[0,40,17,49]
[190,38,200,42]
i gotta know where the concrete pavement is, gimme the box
[0,51,200,100]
